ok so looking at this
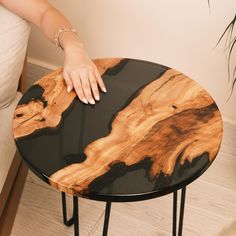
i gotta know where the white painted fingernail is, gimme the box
[102,87,107,93]
[82,98,88,104]
[95,95,100,101]
[89,99,95,105]
[67,86,71,93]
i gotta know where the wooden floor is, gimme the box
[11,121,236,236]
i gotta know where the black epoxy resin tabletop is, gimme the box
[13,58,223,202]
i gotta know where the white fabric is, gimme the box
[0,5,30,193]
[0,92,22,193]
[0,4,30,108]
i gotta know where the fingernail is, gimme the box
[89,99,95,105]
[82,98,88,104]
[67,86,71,93]
[102,87,107,93]
[95,95,100,101]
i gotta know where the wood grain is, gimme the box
[12,58,123,139]
[49,69,223,194]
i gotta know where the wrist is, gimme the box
[61,34,85,52]
[54,27,84,51]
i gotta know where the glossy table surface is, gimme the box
[13,58,223,202]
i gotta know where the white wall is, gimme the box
[28,0,236,124]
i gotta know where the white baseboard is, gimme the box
[223,118,236,126]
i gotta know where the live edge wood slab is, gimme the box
[13,58,223,202]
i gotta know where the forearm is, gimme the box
[39,6,84,51]
[0,0,84,51]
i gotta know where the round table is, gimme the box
[13,58,223,236]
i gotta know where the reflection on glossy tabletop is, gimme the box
[13,58,223,202]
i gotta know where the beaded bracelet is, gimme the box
[54,27,78,49]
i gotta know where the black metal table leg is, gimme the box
[73,196,79,236]
[102,202,112,236]
[178,187,186,236]
[61,192,79,236]
[62,192,74,226]
[173,190,178,236]
[172,187,186,236]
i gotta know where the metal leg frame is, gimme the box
[172,187,186,236]
[103,202,112,236]
[62,188,185,236]
[62,192,112,236]
[61,192,79,236]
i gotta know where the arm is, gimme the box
[0,0,106,104]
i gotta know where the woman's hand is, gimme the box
[0,0,106,105]
[63,41,106,104]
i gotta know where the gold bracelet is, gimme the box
[54,27,78,49]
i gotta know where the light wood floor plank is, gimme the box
[89,205,171,236]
